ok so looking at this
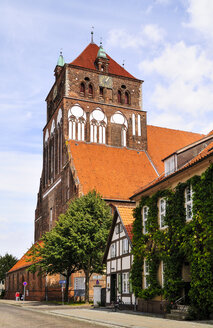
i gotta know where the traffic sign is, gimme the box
[23,282,27,286]
[59,280,66,284]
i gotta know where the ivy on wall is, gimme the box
[131,164,213,319]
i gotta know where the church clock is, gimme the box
[99,75,113,88]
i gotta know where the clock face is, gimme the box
[99,75,113,88]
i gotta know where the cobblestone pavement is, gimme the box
[0,300,213,328]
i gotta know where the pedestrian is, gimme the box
[20,293,23,301]
[15,291,20,301]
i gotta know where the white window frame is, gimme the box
[122,272,129,294]
[159,198,167,229]
[144,260,149,289]
[110,243,116,258]
[122,238,129,254]
[185,184,193,221]
[142,206,149,234]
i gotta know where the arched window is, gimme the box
[125,91,130,105]
[68,105,86,142]
[50,120,56,182]
[88,84,93,97]
[99,87,104,97]
[44,129,49,186]
[111,111,128,147]
[90,108,107,144]
[118,90,122,103]
[80,82,85,96]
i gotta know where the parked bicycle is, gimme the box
[111,298,124,311]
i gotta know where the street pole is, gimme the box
[62,285,64,305]
[23,285,26,303]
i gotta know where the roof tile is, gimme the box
[147,125,203,174]
[8,241,43,273]
[68,141,157,200]
[117,206,134,241]
[71,43,137,79]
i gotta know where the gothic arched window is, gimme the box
[118,90,122,103]
[44,129,49,186]
[90,108,107,144]
[68,105,86,142]
[125,91,130,105]
[80,82,85,96]
[111,111,128,147]
[88,84,93,97]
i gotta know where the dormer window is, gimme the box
[88,84,93,97]
[164,155,177,176]
[125,91,130,105]
[80,82,85,96]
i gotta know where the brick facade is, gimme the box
[6,42,146,301]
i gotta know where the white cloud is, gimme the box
[185,0,213,39]
[107,24,166,49]
[140,41,213,132]
[140,41,213,84]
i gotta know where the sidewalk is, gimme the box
[0,300,213,328]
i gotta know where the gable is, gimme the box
[70,43,137,80]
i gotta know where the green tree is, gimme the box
[61,190,112,302]
[28,222,80,302]
[29,191,112,302]
[0,254,17,282]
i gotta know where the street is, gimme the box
[0,301,213,328]
[0,303,106,328]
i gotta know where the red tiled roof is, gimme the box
[117,206,134,241]
[132,139,213,197]
[8,241,43,273]
[68,141,157,200]
[182,141,213,168]
[147,125,203,174]
[71,43,137,80]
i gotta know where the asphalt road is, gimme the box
[0,303,106,328]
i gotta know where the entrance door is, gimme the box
[110,274,117,303]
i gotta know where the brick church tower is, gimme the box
[35,39,148,242]
[6,38,203,302]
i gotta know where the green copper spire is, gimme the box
[97,42,107,59]
[57,51,65,67]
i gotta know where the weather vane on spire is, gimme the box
[91,26,94,44]
[60,48,63,55]
[122,60,125,68]
[100,37,103,46]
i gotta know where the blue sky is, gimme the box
[0,0,213,258]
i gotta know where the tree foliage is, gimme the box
[29,191,112,302]
[0,254,17,281]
